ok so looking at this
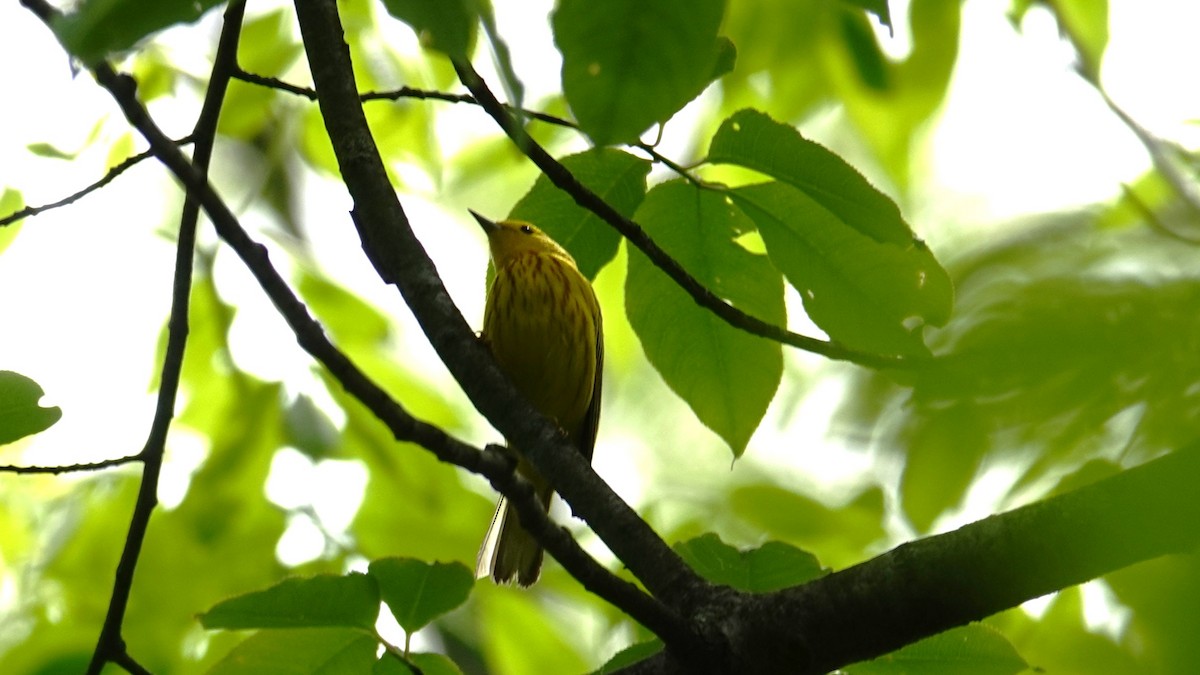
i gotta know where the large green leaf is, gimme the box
[200,573,380,631]
[553,0,732,145]
[731,181,948,356]
[51,0,224,63]
[0,371,62,445]
[626,181,784,456]
[509,148,651,279]
[709,109,921,249]
[380,0,479,60]
[846,624,1027,675]
[673,533,826,592]
[368,558,474,634]
[730,484,886,568]
[207,628,378,675]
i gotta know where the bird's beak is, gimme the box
[470,210,499,234]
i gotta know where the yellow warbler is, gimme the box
[471,210,603,586]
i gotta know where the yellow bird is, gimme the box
[471,210,603,586]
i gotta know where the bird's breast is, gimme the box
[483,253,600,436]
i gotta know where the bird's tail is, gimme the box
[476,487,553,587]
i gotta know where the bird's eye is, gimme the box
[520,225,534,234]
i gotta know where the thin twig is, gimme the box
[0,453,142,474]
[1119,183,1200,244]
[232,68,704,185]
[1100,90,1200,226]
[1051,5,1200,230]
[0,136,194,228]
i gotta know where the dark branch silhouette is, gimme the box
[84,3,247,673]
[290,0,710,659]
[0,453,141,474]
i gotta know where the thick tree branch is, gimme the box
[289,0,712,632]
[623,441,1200,674]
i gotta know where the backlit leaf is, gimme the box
[554,0,730,145]
[369,558,474,633]
[200,573,379,631]
[509,148,650,279]
[626,181,783,456]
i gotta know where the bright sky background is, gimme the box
[1,0,1199,568]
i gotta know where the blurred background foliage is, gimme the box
[2,0,1200,672]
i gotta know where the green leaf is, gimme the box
[26,142,78,160]
[731,181,949,356]
[479,591,590,674]
[478,2,524,111]
[207,628,378,675]
[219,9,305,139]
[381,0,478,60]
[839,7,889,91]
[1011,0,1107,81]
[199,573,380,631]
[845,624,1028,675]
[626,181,784,456]
[0,371,62,445]
[899,405,987,532]
[674,534,825,592]
[509,148,651,279]
[51,0,224,64]
[992,587,1142,674]
[284,394,340,461]
[595,640,664,674]
[375,652,465,675]
[553,0,731,145]
[730,485,886,568]
[0,189,23,255]
[368,558,474,634]
[842,0,892,31]
[709,109,913,247]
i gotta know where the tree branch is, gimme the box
[451,59,911,370]
[0,136,193,228]
[84,3,247,673]
[231,68,699,180]
[623,441,1200,674]
[289,0,715,660]
[19,0,700,657]
[0,454,141,474]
